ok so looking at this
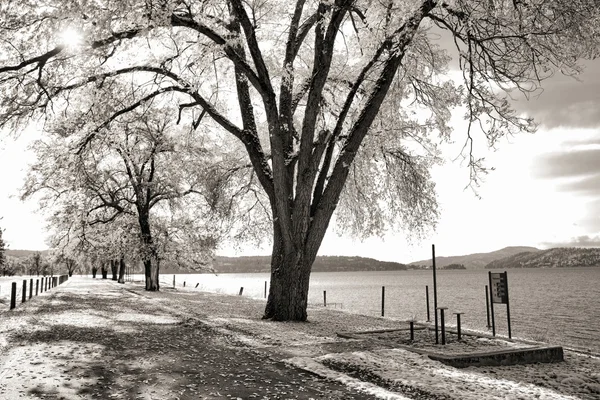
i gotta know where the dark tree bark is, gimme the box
[139,209,159,291]
[101,262,108,279]
[110,259,118,280]
[118,256,126,284]
[91,267,98,278]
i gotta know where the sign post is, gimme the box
[488,271,511,338]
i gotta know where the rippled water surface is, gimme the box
[2,268,597,353]
[169,268,600,353]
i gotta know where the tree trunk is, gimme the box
[110,259,118,281]
[263,222,315,321]
[91,267,98,278]
[101,262,108,279]
[138,211,159,291]
[143,259,159,290]
[118,256,126,284]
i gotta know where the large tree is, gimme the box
[1,0,597,320]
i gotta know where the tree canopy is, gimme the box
[1,0,598,320]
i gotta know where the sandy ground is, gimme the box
[0,276,598,399]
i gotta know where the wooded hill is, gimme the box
[408,246,541,270]
[484,247,600,269]
[213,256,407,273]
[5,249,50,259]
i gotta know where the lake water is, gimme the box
[2,268,598,354]
[166,268,600,354]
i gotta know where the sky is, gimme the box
[1,50,600,265]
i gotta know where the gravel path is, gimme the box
[0,277,378,399]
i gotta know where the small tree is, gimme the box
[30,252,43,276]
[0,225,5,273]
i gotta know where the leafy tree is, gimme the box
[1,0,598,320]
[30,252,43,276]
[1,256,23,277]
[22,102,238,289]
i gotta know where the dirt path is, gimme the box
[0,277,378,399]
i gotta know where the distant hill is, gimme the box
[484,247,600,269]
[408,246,541,270]
[5,249,50,259]
[213,255,407,273]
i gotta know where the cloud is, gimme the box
[540,234,600,248]
[534,148,600,179]
[559,174,600,195]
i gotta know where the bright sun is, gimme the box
[58,28,83,48]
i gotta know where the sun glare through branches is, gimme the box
[58,28,82,48]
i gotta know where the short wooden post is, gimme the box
[183,281,186,287]
[426,285,430,322]
[29,279,33,299]
[36,279,39,296]
[264,281,267,298]
[454,312,463,341]
[195,283,199,288]
[22,280,27,303]
[409,321,414,341]
[438,307,448,345]
[239,287,244,296]
[323,290,327,307]
[173,275,175,288]
[10,282,16,310]
[381,286,385,317]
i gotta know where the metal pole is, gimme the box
[426,285,430,322]
[432,244,439,344]
[505,271,512,339]
[488,271,496,336]
[381,286,385,317]
[485,285,491,328]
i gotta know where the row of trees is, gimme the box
[0,250,78,277]
[1,0,599,320]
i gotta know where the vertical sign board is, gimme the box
[488,271,512,338]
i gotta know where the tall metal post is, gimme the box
[426,285,430,322]
[488,271,496,336]
[505,271,512,339]
[381,286,385,317]
[485,285,491,328]
[432,244,439,344]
